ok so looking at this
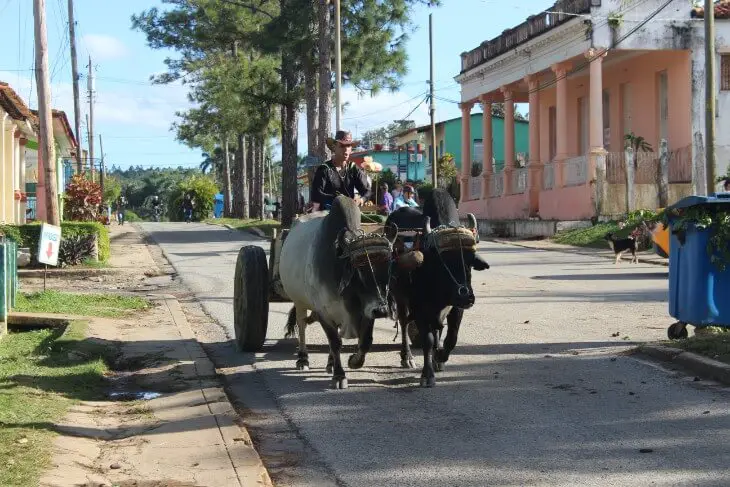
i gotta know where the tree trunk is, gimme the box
[222,136,232,217]
[238,133,249,219]
[317,0,332,161]
[305,58,319,157]
[247,134,255,217]
[256,135,265,220]
[281,62,299,228]
[231,140,242,218]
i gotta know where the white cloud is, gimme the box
[82,34,130,61]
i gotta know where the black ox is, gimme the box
[385,188,489,387]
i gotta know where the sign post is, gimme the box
[37,223,61,291]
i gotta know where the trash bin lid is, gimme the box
[667,192,730,211]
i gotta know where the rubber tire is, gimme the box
[234,245,269,351]
[667,322,688,340]
[407,321,422,348]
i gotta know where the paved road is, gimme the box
[143,222,730,487]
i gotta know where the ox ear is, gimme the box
[472,254,490,271]
[384,222,398,244]
[338,264,355,295]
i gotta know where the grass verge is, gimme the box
[0,321,115,486]
[665,328,730,364]
[205,217,281,238]
[15,290,149,318]
[551,221,640,248]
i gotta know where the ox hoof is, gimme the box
[348,353,365,369]
[401,358,416,369]
[331,377,348,390]
[419,376,436,388]
[296,360,310,371]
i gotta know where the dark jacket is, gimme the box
[310,160,372,208]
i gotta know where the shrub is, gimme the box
[124,210,143,222]
[0,221,110,265]
[63,175,102,222]
[167,175,218,222]
[59,235,96,267]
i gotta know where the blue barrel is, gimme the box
[667,193,730,327]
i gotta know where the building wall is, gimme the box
[443,113,529,172]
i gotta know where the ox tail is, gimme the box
[284,306,297,339]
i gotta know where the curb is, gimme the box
[206,221,267,238]
[636,344,730,386]
[486,238,669,267]
[18,267,118,278]
[147,293,273,487]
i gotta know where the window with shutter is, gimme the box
[722,55,730,91]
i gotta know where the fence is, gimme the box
[633,152,660,184]
[490,171,504,198]
[469,176,483,200]
[605,152,626,184]
[668,145,692,183]
[26,193,37,221]
[543,163,554,190]
[512,168,528,194]
[0,240,19,336]
[564,155,588,187]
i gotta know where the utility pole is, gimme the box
[705,0,716,194]
[33,0,60,225]
[85,113,92,179]
[67,0,82,174]
[98,134,105,199]
[334,0,342,130]
[87,56,95,178]
[429,13,438,187]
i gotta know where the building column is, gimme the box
[501,86,515,195]
[524,74,541,216]
[587,48,606,153]
[0,115,6,223]
[459,101,473,202]
[551,61,572,188]
[13,131,21,224]
[19,138,27,224]
[480,94,493,200]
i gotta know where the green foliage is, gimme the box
[0,222,110,265]
[624,132,653,153]
[0,321,113,487]
[16,291,149,317]
[58,235,97,267]
[63,174,102,222]
[437,153,458,187]
[662,206,730,270]
[168,175,219,222]
[124,210,143,222]
[376,169,397,190]
[103,176,122,205]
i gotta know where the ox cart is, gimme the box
[232,213,480,352]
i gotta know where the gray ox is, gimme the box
[279,196,396,389]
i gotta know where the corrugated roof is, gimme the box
[691,0,730,19]
[0,81,37,124]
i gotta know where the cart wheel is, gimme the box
[667,322,688,340]
[234,245,269,352]
[407,322,422,348]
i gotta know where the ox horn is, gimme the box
[423,216,432,235]
[467,213,478,231]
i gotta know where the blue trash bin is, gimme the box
[666,193,730,338]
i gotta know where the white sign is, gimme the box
[38,223,62,266]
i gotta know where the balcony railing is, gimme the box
[490,171,505,198]
[564,155,588,187]
[512,168,528,194]
[469,176,483,200]
[543,164,555,190]
[460,0,593,73]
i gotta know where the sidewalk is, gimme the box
[35,224,272,487]
[486,237,669,267]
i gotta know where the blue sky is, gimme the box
[0,0,551,170]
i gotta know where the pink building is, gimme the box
[456,0,730,234]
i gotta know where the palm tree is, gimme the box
[200,147,225,174]
[624,132,653,167]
